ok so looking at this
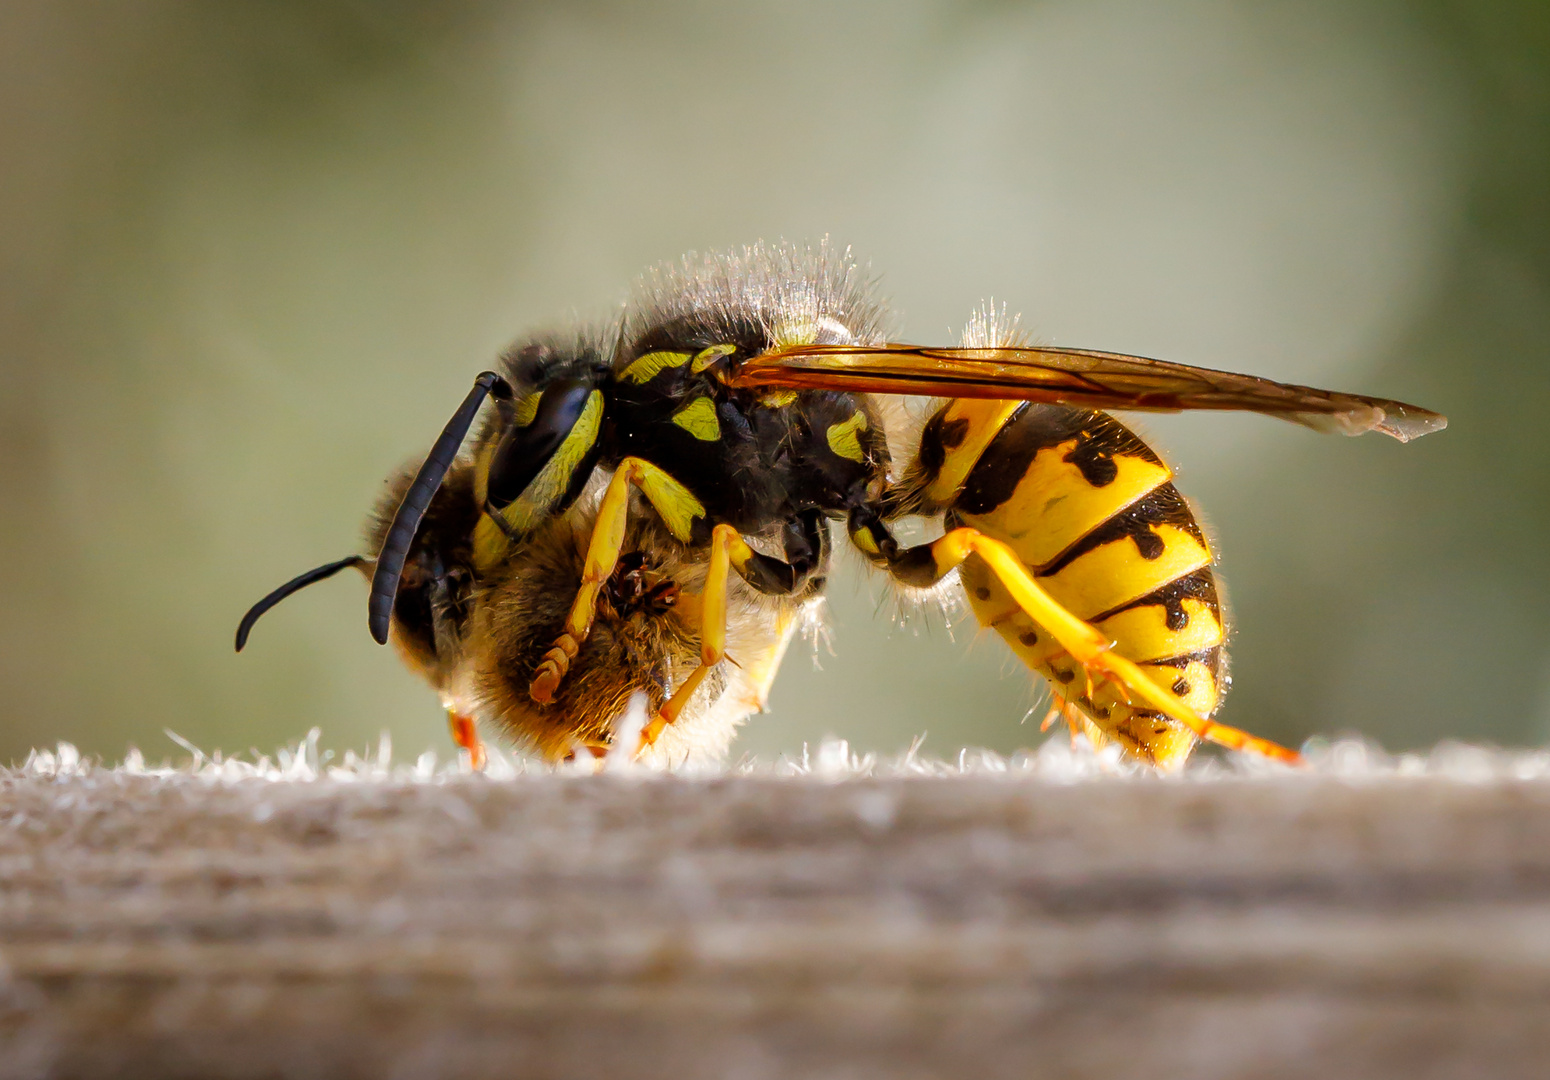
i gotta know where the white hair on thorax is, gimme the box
[622,237,894,355]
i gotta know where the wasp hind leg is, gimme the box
[1040,699,1096,747]
[850,514,1301,765]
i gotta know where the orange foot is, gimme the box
[448,711,486,771]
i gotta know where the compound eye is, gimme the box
[484,379,601,514]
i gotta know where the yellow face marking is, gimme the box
[472,440,496,508]
[1097,598,1223,663]
[671,396,721,441]
[485,390,604,544]
[758,390,799,409]
[923,399,1025,505]
[633,461,705,542]
[691,343,737,373]
[1039,525,1212,621]
[471,513,507,569]
[964,443,1173,570]
[826,411,870,463]
[620,350,692,385]
[512,392,542,427]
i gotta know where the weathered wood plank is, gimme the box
[1,746,1547,1079]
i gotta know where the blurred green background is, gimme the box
[2,1,1546,766]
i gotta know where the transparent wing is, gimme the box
[730,344,1446,442]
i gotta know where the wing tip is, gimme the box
[1296,402,1448,442]
[1375,406,1448,443]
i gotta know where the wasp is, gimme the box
[236,241,1445,770]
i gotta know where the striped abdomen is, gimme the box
[932,400,1225,767]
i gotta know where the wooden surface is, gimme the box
[1,742,1548,1079]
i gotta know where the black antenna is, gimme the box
[368,371,511,645]
[235,555,367,652]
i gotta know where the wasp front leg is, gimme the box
[529,456,706,703]
[637,512,826,755]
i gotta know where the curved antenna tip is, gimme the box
[234,555,367,654]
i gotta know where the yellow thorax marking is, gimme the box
[512,392,541,427]
[620,350,692,385]
[826,411,870,463]
[758,390,799,409]
[473,390,605,567]
[672,396,721,441]
[691,343,737,373]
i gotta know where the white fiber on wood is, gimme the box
[0,737,1547,1079]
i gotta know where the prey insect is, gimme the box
[236,242,1444,770]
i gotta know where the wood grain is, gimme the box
[1,756,1547,1079]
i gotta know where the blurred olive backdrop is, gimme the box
[2,1,1545,765]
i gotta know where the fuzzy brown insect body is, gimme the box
[236,241,1444,769]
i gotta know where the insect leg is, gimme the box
[446,710,486,771]
[854,517,1301,764]
[474,380,606,565]
[635,524,745,751]
[1063,699,1103,751]
[637,515,825,754]
[737,510,829,596]
[1038,704,1062,732]
[529,457,706,703]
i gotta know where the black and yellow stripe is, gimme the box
[924,401,1225,768]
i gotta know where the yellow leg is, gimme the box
[636,524,753,754]
[530,457,705,703]
[447,710,486,771]
[930,528,1301,765]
